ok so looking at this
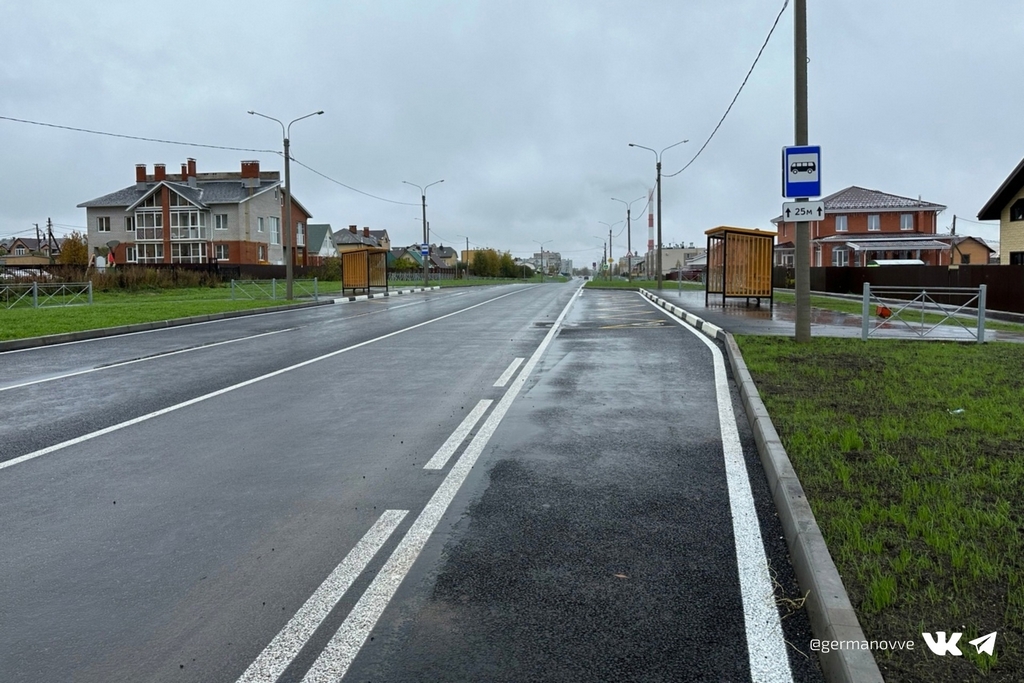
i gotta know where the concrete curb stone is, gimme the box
[638,288,883,683]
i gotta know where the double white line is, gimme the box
[237,284,582,682]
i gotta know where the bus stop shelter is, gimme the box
[705,226,776,307]
[342,248,389,296]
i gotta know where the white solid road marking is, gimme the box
[423,400,493,470]
[235,510,408,683]
[641,295,792,683]
[0,328,296,393]
[492,357,524,387]
[0,288,534,473]
[300,284,584,683]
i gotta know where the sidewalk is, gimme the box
[651,287,1024,342]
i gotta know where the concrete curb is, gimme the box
[0,286,441,353]
[638,288,883,683]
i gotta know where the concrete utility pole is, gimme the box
[612,196,644,282]
[794,0,811,342]
[630,140,688,288]
[404,180,444,287]
[248,109,324,300]
[534,239,552,282]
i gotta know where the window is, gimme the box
[296,222,305,247]
[270,216,281,245]
[901,213,914,230]
[215,244,229,260]
[1010,252,1024,265]
[961,253,971,264]
[171,243,207,263]
[258,244,267,261]
[257,217,264,233]
[832,247,850,267]
[170,211,207,240]
[834,215,847,232]
[135,211,163,240]
[14,246,26,255]
[136,244,163,263]
[214,214,228,230]
[1011,199,1024,221]
[125,246,137,263]
[125,216,135,231]
[868,214,881,231]
[97,216,111,232]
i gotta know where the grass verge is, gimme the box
[736,336,1022,682]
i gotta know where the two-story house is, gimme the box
[772,186,947,267]
[78,159,313,266]
[977,156,1024,264]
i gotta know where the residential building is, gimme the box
[305,224,337,266]
[644,246,706,278]
[334,225,382,253]
[932,235,996,265]
[78,159,313,266]
[772,186,947,267]
[978,157,1024,264]
[434,245,458,267]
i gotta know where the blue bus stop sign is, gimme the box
[420,243,429,255]
[782,145,821,198]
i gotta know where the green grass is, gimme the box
[737,336,1023,681]
[774,291,1024,333]
[584,278,704,290]
[0,287,300,341]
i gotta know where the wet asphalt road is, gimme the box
[0,283,822,682]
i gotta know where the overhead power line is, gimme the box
[663,0,790,179]
[288,157,420,206]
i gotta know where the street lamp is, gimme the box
[592,236,607,279]
[598,220,622,278]
[629,139,688,289]
[404,179,444,287]
[612,195,644,282]
[533,239,552,282]
[248,109,324,300]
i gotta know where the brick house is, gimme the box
[977,156,1024,264]
[772,186,947,267]
[78,159,313,266]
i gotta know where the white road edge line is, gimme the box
[640,294,793,683]
[300,283,585,683]
[0,288,534,473]
[492,357,525,387]
[235,510,408,683]
[0,328,297,394]
[423,400,493,470]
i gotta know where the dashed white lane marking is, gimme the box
[640,295,793,683]
[300,284,585,683]
[492,357,524,387]
[235,510,408,683]
[423,400,493,470]
[0,328,296,393]
[0,288,533,473]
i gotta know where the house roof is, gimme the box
[78,179,283,209]
[435,245,457,258]
[368,229,389,242]
[933,234,996,253]
[978,157,1024,221]
[825,237,949,252]
[306,224,333,251]
[771,186,946,223]
[334,230,380,247]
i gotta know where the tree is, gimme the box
[57,231,90,265]
[498,251,518,278]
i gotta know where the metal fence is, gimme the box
[1,281,93,309]
[861,283,987,342]
[230,278,328,301]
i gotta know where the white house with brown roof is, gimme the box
[771,186,947,267]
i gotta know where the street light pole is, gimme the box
[629,139,688,289]
[612,195,644,282]
[404,179,444,287]
[248,109,323,300]
[598,221,622,278]
[794,0,811,343]
[533,239,552,282]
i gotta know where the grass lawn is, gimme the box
[584,278,704,290]
[0,287,298,341]
[737,336,1022,682]
[774,291,1024,334]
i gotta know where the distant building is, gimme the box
[78,159,313,266]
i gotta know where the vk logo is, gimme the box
[922,631,997,657]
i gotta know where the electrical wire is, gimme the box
[287,157,421,206]
[663,0,790,179]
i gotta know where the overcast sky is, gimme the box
[2,0,1021,266]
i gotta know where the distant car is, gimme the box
[790,161,816,175]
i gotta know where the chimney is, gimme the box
[349,225,357,234]
[187,158,196,178]
[180,163,188,179]
[154,164,166,181]
[363,227,370,238]
[135,164,147,190]
[241,160,260,188]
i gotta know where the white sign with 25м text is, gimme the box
[781,200,824,221]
